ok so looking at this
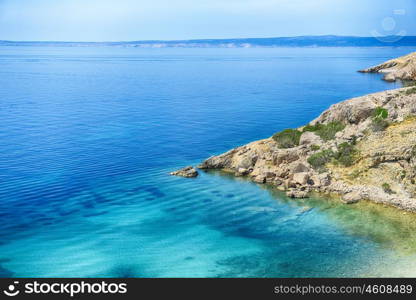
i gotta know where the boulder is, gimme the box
[309,175,321,187]
[341,192,362,204]
[235,168,249,176]
[263,172,276,183]
[274,178,283,186]
[253,175,266,184]
[286,190,309,199]
[273,151,299,165]
[318,173,331,186]
[237,155,258,169]
[299,132,323,146]
[170,166,198,178]
[312,96,375,125]
[292,172,309,185]
[265,171,276,178]
[275,168,289,178]
[284,179,297,189]
[335,124,363,142]
[292,163,310,173]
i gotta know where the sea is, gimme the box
[1,46,416,277]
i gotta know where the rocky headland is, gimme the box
[360,51,416,82]
[174,53,416,212]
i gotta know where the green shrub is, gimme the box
[334,142,357,167]
[348,169,362,180]
[372,107,388,119]
[412,145,416,157]
[310,144,320,151]
[382,183,394,194]
[308,142,358,170]
[302,123,323,133]
[401,86,416,95]
[403,81,416,88]
[371,117,389,132]
[303,121,345,141]
[272,129,302,148]
[371,107,389,132]
[307,149,334,170]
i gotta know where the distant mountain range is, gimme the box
[2,35,416,47]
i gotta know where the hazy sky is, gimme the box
[0,0,415,41]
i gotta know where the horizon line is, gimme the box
[2,34,416,43]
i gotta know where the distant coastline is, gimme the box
[2,35,416,48]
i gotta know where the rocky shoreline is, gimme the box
[173,52,416,212]
[359,51,416,82]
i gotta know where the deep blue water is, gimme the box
[1,46,415,277]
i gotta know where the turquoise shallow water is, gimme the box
[0,46,415,277]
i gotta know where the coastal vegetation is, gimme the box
[307,149,334,171]
[371,107,389,132]
[371,118,389,132]
[272,121,345,149]
[310,144,321,151]
[302,121,345,141]
[272,129,302,148]
[372,107,388,119]
[401,86,416,95]
[307,141,358,171]
[382,183,394,194]
[333,142,358,167]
